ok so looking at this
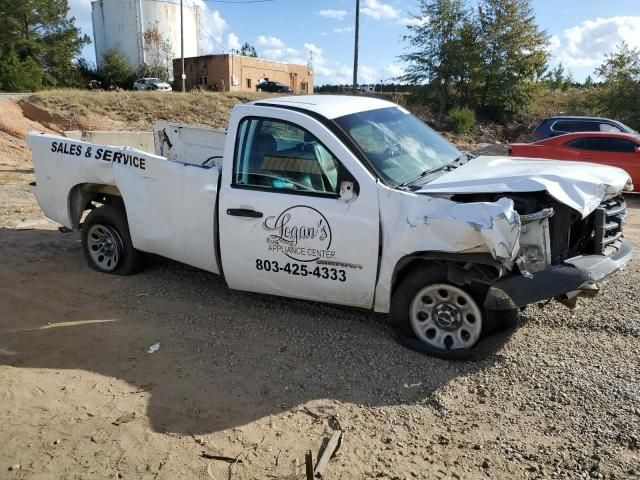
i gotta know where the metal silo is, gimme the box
[92,0,199,80]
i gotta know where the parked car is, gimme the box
[133,78,172,91]
[256,81,293,93]
[27,96,633,358]
[509,132,639,191]
[532,116,636,140]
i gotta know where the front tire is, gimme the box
[81,204,143,275]
[390,267,516,359]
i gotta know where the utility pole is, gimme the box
[180,0,185,92]
[352,0,359,94]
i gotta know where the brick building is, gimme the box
[174,54,313,94]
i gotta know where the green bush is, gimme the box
[446,106,475,133]
[98,49,135,88]
[0,51,43,92]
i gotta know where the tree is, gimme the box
[143,24,173,81]
[98,49,134,88]
[0,50,43,91]
[476,0,549,117]
[400,0,548,120]
[592,43,640,130]
[541,63,575,91]
[583,75,594,89]
[400,0,480,118]
[0,0,90,88]
[239,42,257,57]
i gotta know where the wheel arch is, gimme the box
[68,183,125,229]
[390,252,508,301]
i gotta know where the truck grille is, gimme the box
[593,196,626,255]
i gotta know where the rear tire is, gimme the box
[81,204,143,275]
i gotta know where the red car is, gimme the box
[509,132,639,191]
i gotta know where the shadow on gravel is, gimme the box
[1,228,502,436]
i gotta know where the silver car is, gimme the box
[133,78,172,91]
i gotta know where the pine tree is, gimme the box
[240,42,257,57]
[476,0,548,116]
[400,0,480,118]
[0,0,89,88]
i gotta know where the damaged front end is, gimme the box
[375,187,632,314]
[452,192,632,311]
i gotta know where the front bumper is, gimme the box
[486,239,633,309]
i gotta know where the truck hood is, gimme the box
[418,155,631,218]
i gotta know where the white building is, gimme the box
[92,0,199,80]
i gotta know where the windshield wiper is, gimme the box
[396,163,451,188]
[395,152,476,189]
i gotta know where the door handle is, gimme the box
[226,208,263,218]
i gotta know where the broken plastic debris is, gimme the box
[147,343,160,353]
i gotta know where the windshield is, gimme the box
[335,107,461,186]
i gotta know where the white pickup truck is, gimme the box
[27,95,633,358]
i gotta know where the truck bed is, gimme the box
[27,126,224,274]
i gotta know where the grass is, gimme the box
[24,89,272,131]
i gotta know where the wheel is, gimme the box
[409,283,482,350]
[390,267,517,359]
[81,204,143,275]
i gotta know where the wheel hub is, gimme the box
[433,302,462,331]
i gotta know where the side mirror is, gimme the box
[339,181,357,202]
[635,146,640,154]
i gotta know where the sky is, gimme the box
[68,0,640,85]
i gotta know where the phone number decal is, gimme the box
[256,259,346,282]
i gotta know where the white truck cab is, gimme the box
[27,95,633,358]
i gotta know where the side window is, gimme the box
[564,138,585,149]
[575,121,600,132]
[233,118,340,195]
[553,120,599,133]
[584,138,638,153]
[552,120,571,132]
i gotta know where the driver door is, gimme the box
[218,110,380,308]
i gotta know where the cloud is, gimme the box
[550,16,640,69]
[397,16,429,27]
[384,63,405,79]
[317,9,348,20]
[227,33,241,51]
[190,1,229,53]
[67,0,93,34]
[333,26,354,34]
[304,43,322,56]
[256,35,285,48]
[361,0,398,21]
[256,36,379,85]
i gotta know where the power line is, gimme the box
[184,0,230,53]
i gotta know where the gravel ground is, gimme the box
[0,97,638,479]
